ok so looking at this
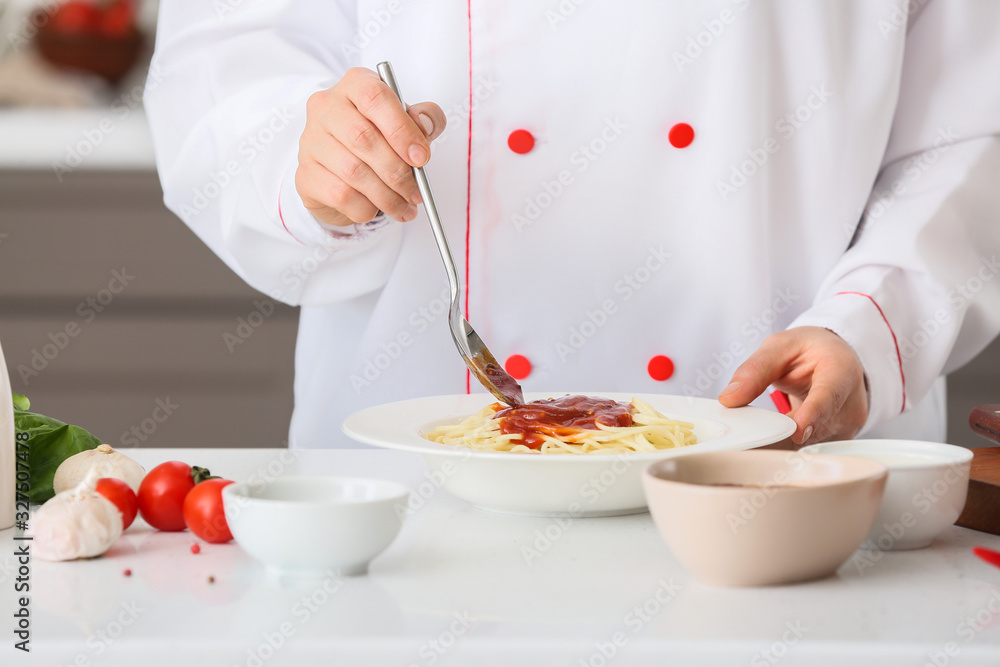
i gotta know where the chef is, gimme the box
[145,0,1000,449]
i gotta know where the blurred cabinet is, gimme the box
[0,169,998,450]
[947,343,1000,449]
[0,169,297,449]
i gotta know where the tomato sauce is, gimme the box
[493,395,633,449]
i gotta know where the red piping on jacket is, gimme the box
[836,291,907,412]
[464,0,473,394]
[277,178,305,245]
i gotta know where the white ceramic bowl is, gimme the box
[800,440,972,550]
[343,393,796,517]
[222,476,409,576]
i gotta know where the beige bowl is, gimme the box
[643,450,887,587]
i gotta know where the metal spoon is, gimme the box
[377,61,524,407]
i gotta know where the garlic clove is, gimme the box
[53,444,146,495]
[32,468,124,562]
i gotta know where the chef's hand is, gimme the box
[718,327,868,446]
[296,67,446,226]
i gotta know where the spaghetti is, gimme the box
[426,395,697,455]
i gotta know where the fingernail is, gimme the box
[408,145,428,166]
[403,204,418,221]
[719,382,740,397]
[801,425,814,444]
[417,112,434,136]
[410,190,422,205]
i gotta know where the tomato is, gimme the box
[99,0,135,37]
[49,1,102,34]
[183,479,235,543]
[137,462,212,531]
[95,478,138,530]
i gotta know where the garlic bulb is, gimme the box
[53,444,145,494]
[32,468,123,562]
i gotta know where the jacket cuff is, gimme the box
[277,159,391,247]
[787,291,906,434]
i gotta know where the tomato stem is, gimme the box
[190,466,215,485]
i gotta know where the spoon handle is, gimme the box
[376,61,461,308]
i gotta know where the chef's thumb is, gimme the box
[407,102,447,141]
[717,344,789,408]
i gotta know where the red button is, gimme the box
[505,354,532,380]
[647,355,675,381]
[770,390,792,415]
[668,123,694,148]
[507,129,535,154]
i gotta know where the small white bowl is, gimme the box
[222,476,409,576]
[800,440,972,550]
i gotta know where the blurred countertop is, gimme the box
[0,106,155,171]
[0,0,159,170]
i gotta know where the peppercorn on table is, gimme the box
[3,448,1000,666]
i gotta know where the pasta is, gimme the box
[425,395,697,455]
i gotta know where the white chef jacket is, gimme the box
[145,0,1000,449]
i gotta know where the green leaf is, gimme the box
[13,401,102,504]
[12,393,29,412]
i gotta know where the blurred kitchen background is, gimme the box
[0,0,997,450]
[0,0,297,449]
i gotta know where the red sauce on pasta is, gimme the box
[493,395,634,450]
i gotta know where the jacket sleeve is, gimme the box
[144,0,402,307]
[788,0,1000,432]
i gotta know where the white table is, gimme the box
[3,448,1000,666]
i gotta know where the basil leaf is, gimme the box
[12,393,29,412]
[13,398,102,504]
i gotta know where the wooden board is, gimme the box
[955,405,1000,535]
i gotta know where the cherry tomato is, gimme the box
[137,462,212,531]
[99,0,135,37]
[95,478,138,530]
[183,479,235,543]
[49,1,102,34]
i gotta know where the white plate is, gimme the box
[342,392,795,516]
